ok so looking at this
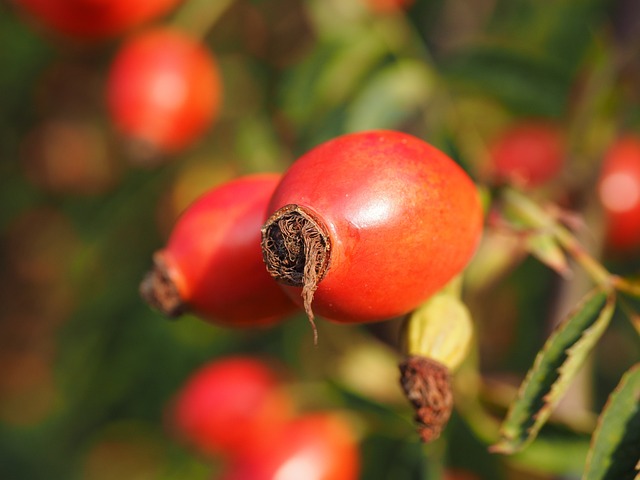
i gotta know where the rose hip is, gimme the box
[261,130,483,325]
[106,28,221,157]
[15,0,183,40]
[489,121,565,187]
[140,173,298,327]
[597,135,640,253]
[170,356,293,459]
[220,412,360,480]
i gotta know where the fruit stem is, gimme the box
[611,276,640,299]
[440,274,463,297]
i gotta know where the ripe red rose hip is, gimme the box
[489,121,565,187]
[107,28,221,156]
[140,173,298,327]
[597,135,640,253]
[15,0,183,40]
[171,356,293,459]
[261,130,483,324]
[221,412,360,480]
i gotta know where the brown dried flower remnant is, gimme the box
[139,253,185,318]
[261,204,331,344]
[399,354,453,442]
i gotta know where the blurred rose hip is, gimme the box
[221,412,360,480]
[14,0,183,40]
[140,173,298,327]
[170,356,293,459]
[597,134,640,253]
[20,117,120,196]
[106,28,221,159]
[489,120,565,187]
[364,0,415,13]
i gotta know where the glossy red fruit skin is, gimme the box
[171,357,293,459]
[221,412,360,480]
[597,135,640,253]
[264,130,483,323]
[14,0,182,40]
[489,121,565,187]
[106,28,221,154]
[154,173,297,326]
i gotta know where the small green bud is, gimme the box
[404,292,473,372]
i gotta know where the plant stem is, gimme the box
[612,276,640,298]
[502,187,614,290]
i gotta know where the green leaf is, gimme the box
[442,45,571,117]
[279,31,386,124]
[492,289,616,454]
[511,432,591,476]
[583,364,640,480]
[526,232,571,278]
[345,59,436,132]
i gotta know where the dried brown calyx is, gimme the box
[261,204,331,342]
[399,355,453,443]
[139,253,186,318]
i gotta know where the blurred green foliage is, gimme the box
[1,0,639,479]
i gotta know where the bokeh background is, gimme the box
[1,0,639,479]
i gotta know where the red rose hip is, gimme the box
[488,121,565,187]
[261,130,483,324]
[140,173,298,327]
[597,135,640,253]
[221,412,360,480]
[107,28,221,156]
[15,0,183,40]
[171,356,293,458]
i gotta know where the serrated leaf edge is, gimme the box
[491,288,615,454]
[583,364,640,480]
